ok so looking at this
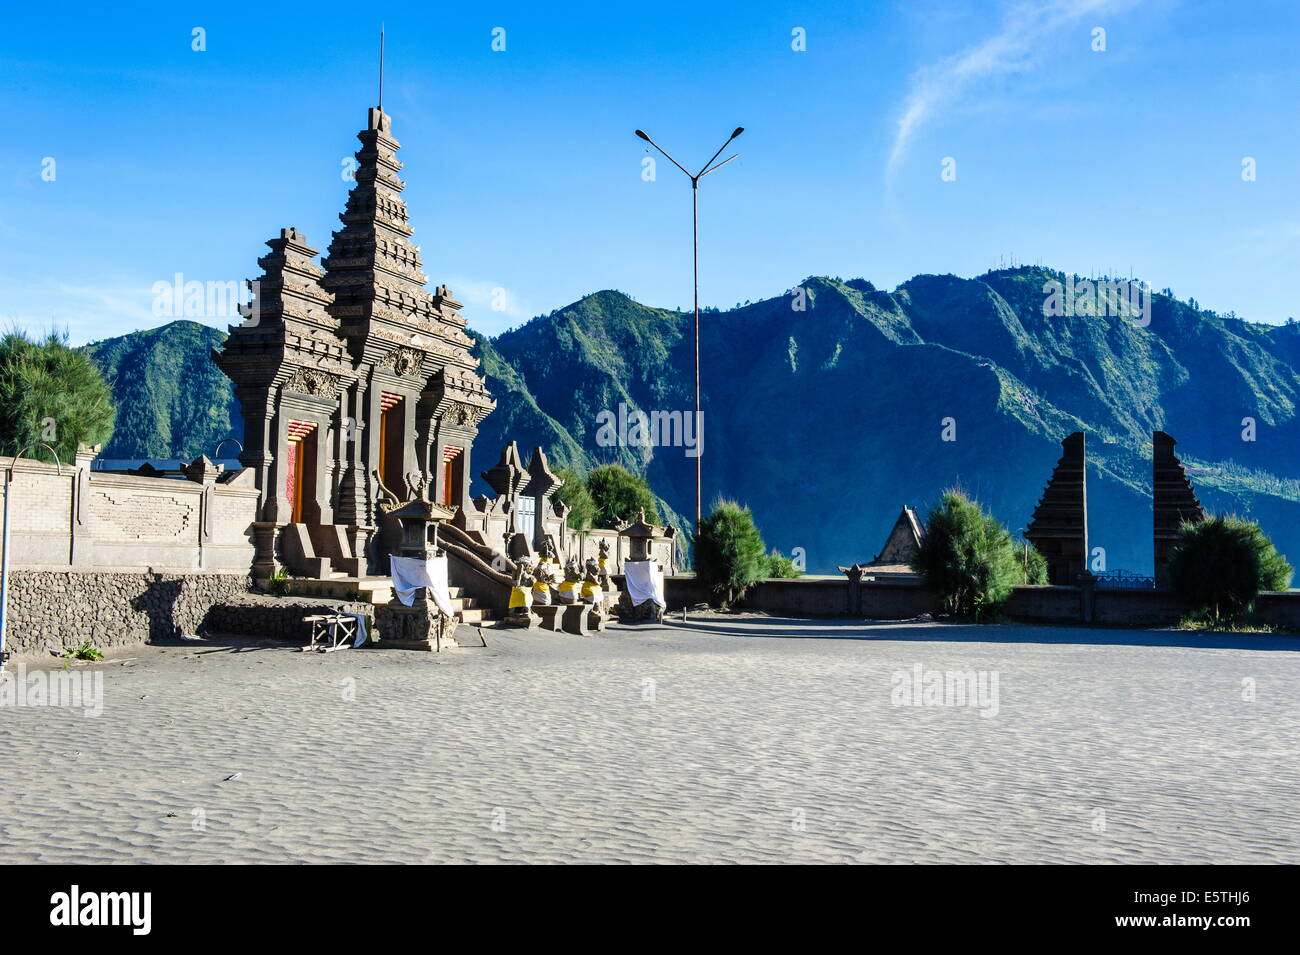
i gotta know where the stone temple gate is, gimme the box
[215,107,496,581]
[212,104,678,624]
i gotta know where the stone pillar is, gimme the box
[236,387,276,522]
[310,423,330,525]
[374,504,457,651]
[265,396,292,525]
[251,522,279,581]
[365,376,384,515]
[1153,431,1204,590]
[66,444,99,570]
[840,563,866,617]
[1078,571,1097,624]
[1025,432,1089,585]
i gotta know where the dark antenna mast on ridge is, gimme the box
[379,23,385,111]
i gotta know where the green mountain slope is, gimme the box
[82,320,241,460]
[475,269,1300,574]
[82,268,1300,575]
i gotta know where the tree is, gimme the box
[694,499,767,607]
[0,329,115,466]
[765,548,802,579]
[911,490,1024,619]
[586,463,659,529]
[1013,537,1049,585]
[553,466,596,532]
[1167,515,1293,626]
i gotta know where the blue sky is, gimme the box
[3,0,1299,344]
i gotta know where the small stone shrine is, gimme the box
[616,509,666,623]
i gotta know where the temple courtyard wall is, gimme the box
[661,576,1300,631]
[4,571,253,656]
[0,457,263,656]
[0,457,258,574]
[3,456,1296,654]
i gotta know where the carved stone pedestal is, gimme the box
[375,602,457,651]
[559,604,591,635]
[251,521,283,583]
[617,593,664,624]
[502,608,539,629]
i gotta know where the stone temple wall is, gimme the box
[1,457,258,573]
[1,455,262,657]
[4,570,254,656]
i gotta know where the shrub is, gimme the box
[765,549,802,579]
[586,464,660,529]
[1167,515,1293,626]
[554,466,597,532]
[268,565,292,597]
[695,499,767,607]
[60,641,104,666]
[911,490,1024,619]
[1013,537,1049,585]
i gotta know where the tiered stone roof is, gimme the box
[318,108,494,423]
[215,227,350,393]
[1026,431,1089,585]
[1153,430,1204,586]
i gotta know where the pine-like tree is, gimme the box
[911,489,1025,619]
[1168,515,1293,625]
[0,330,115,466]
[695,499,768,607]
[586,464,660,529]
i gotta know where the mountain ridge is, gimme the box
[79,265,1300,573]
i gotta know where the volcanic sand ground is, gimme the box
[1,614,1297,864]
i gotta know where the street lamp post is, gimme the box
[634,125,744,538]
[1,444,63,669]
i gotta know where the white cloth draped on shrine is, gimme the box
[623,560,666,608]
[389,555,455,617]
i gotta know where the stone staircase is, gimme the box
[286,573,494,626]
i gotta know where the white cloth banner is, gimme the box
[389,555,455,618]
[623,560,666,608]
[325,612,368,649]
[346,612,368,648]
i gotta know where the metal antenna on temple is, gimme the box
[378,23,385,112]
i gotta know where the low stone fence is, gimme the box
[3,570,377,658]
[661,575,936,619]
[4,570,255,657]
[1093,588,1186,627]
[659,574,1300,630]
[1003,585,1087,623]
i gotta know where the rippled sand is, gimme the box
[2,614,1297,864]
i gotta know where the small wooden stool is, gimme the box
[303,613,358,652]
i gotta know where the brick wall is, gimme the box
[0,458,257,573]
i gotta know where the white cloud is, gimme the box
[887,0,1141,190]
[0,279,162,345]
[443,277,535,337]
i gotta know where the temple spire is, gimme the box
[378,23,385,112]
